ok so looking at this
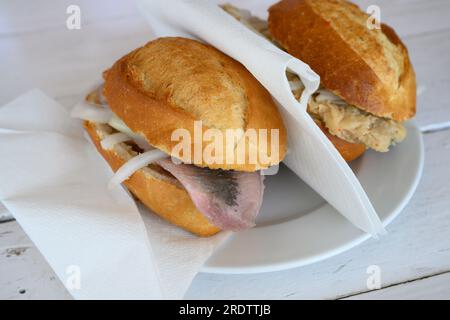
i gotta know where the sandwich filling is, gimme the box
[74,88,264,231]
[222,4,406,152]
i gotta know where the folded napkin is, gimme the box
[137,0,384,236]
[0,90,228,299]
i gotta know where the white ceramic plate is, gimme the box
[202,122,424,274]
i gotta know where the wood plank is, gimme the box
[344,272,450,300]
[2,1,450,38]
[0,203,13,222]
[0,220,31,249]
[1,129,449,299]
[0,221,71,299]
[0,0,137,35]
[0,226,71,300]
[404,30,450,131]
[0,16,150,108]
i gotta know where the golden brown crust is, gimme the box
[84,120,221,237]
[268,0,416,121]
[315,121,366,162]
[103,37,287,171]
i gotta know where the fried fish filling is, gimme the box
[222,4,406,152]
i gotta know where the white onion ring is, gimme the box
[108,116,135,137]
[108,149,168,189]
[108,116,153,151]
[133,136,153,151]
[101,133,131,150]
[71,100,113,123]
[315,89,346,104]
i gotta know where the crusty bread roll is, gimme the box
[85,120,221,237]
[103,37,287,172]
[84,91,220,237]
[268,0,416,121]
[315,121,366,162]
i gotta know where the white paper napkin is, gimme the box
[137,0,384,236]
[0,90,228,299]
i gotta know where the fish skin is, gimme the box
[156,159,264,231]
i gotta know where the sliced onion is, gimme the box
[108,116,153,151]
[289,80,305,91]
[71,100,113,123]
[108,116,135,136]
[315,89,346,104]
[108,149,168,189]
[101,133,130,150]
[133,136,153,151]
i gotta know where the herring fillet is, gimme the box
[157,158,264,231]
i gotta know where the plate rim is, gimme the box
[201,122,425,274]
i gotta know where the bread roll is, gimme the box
[103,37,287,172]
[268,0,416,121]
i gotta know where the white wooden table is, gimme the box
[1,0,450,300]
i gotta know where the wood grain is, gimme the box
[344,272,450,300]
